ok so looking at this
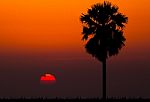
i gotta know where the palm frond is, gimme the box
[82,26,96,40]
[112,13,128,28]
[107,30,125,56]
[80,14,97,27]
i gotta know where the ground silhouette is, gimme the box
[0,98,149,102]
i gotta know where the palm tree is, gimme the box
[80,1,128,99]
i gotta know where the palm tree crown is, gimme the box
[80,1,128,62]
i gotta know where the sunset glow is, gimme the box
[0,0,149,54]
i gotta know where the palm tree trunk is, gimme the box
[102,59,106,100]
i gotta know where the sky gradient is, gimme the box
[0,0,150,98]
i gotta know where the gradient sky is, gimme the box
[0,0,150,98]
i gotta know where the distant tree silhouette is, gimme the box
[80,1,128,99]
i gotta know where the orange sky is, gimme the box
[0,0,150,54]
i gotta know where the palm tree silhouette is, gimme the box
[80,1,128,99]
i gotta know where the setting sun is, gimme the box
[40,73,56,85]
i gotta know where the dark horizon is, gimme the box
[0,50,150,98]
